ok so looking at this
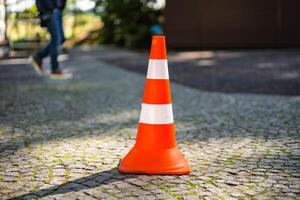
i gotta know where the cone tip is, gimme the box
[152,35,165,39]
[150,35,167,59]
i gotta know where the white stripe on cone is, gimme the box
[139,103,174,124]
[146,59,169,79]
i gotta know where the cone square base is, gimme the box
[118,146,191,175]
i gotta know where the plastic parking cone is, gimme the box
[118,35,191,175]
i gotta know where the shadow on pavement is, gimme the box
[9,167,137,199]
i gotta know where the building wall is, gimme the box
[165,0,300,48]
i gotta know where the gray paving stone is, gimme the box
[0,47,299,199]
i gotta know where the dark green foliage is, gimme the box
[95,0,162,48]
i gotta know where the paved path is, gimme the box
[0,48,299,199]
[95,47,300,95]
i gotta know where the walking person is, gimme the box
[31,0,71,79]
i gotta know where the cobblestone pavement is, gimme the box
[0,48,299,199]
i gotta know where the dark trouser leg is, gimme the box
[47,11,60,72]
[35,40,50,60]
[56,9,66,45]
[35,11,60,72]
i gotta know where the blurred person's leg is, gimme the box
[33,10,59,74]
[35,43,50,61]
[47,10,60,73]
[56,9,66,45]
[31,43,48,75]
[32,29,52,75]
[33,9,71,79]
[49,9,72,79]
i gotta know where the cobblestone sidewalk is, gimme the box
[0,48,299,199]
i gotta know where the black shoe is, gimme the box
[49,69,72,80]
[30,55,43,75]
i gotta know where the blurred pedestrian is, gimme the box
[31,0,71,79]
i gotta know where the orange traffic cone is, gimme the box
[118,35,191,175]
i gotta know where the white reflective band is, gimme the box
[139,103,174,124]
[147,59,169,79]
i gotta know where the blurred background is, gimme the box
[0,0,300,95]
[0,0,164,52]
